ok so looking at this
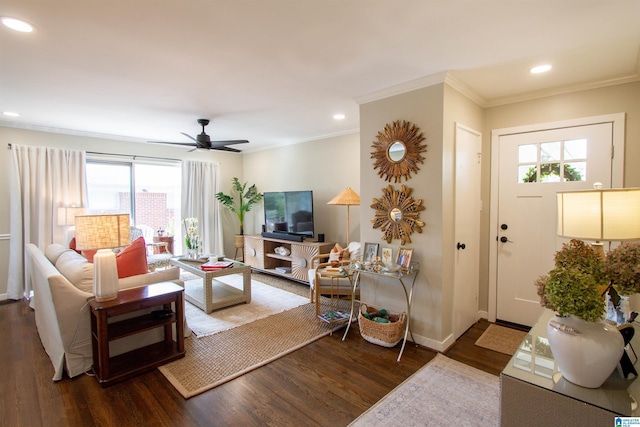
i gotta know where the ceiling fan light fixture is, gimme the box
[530,64,552,74]
[1,17,35,33]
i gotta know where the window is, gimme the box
[518,139,587,183]
[86,159,182,251]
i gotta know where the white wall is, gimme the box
[241,133,360,246]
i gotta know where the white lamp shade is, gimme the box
[557,188,640,241]
[74,214,130,250]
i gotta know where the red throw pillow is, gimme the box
[69,237,80,254]
[116,237,149,278]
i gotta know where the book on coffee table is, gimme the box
[200,260,234,271]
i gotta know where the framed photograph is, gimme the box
[396,247,413,270]
[363,242,380,263]
[381,247,393,265]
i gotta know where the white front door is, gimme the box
[490,115,625,327]
[453,124,482,338]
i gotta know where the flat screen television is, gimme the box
[263,190,314,238]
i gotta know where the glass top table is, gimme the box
[502,309,640,416]
[341,262,420,362]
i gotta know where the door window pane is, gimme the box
[520,165,537,183]
[564,139,587,160]
[564,162,586,181]
[540,141,560,161]
[518,144,537,163]
[540,163,561,182]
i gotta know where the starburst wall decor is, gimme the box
[371,184,425,244]
[371,120,427,183]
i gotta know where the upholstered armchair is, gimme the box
[130,227,173,271]
[308,241,361,315]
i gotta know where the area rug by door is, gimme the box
[349,354,499,427]
[475,324,528,355]
[184,275,309,337]
[159,300,348,399]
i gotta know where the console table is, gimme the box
[89,282,185,386]
[500,309,640,425]
[243,234,334,283]
[342,262,419,362]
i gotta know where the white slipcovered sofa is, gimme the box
[26,243,188,381]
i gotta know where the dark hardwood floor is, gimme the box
[0,298,514,427]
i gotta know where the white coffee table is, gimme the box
[170,257,251,314]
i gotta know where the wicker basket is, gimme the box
[358,304,406,348]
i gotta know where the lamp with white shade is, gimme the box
[557,186,640,258]
[74,214,130,301]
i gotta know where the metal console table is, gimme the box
[342,262,419,362]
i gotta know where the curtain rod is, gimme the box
[7,143,179,162]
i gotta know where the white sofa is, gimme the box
[26,243,188,380]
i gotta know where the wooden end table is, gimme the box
[89,282,185,387]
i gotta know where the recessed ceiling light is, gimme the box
[333,114,346,120]
[530,64,552,74]
[2,111,20,117]
[1,17,35,33]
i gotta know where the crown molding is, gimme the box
[0,119,148,143]
[355,71,449,105]
[484,73,640,108]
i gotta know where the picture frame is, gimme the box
[363,242,380,263]
[396,247,413,270]
[381,247,393,266]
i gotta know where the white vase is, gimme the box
[546,315,624,388]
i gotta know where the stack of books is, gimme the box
[200,260,233,271]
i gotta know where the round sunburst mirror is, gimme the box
[371,184,425,244]
[371,120,427,183]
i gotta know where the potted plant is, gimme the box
[215,178,263,252]
[535,239,640,388]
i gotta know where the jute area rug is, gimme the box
[184,275,310,337]
[474,324,528,355]
[349,354,500,427]
[161,272,349,398]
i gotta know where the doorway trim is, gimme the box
[487,113,626,322]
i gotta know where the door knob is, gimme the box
[500,236,513,243]
[457,242,466,250]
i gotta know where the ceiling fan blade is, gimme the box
[180,132,198,142]
[211,146,242,153]
[210,140,249,147]
[148,141,197,147]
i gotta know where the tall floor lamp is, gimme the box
[74,214,130,301]
[327,187,360,244]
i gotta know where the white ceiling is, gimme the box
[1,0,639,152]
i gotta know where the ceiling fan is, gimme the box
[149,119,249,152]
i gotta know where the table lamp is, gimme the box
[74,214,130,301]
[557,186,640,258]
[57,206,87,244]
[327,186,360,244]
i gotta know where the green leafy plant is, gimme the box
[604,243,640,296]
[536,240,640,322]
[215,178,263,235]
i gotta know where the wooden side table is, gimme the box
[153,236,174,254]
[89,282,185,387]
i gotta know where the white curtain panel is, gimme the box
[8,145,86,300]
[181,160,223,256]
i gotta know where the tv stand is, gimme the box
[261,231,305,242]
[244,234,334,284]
